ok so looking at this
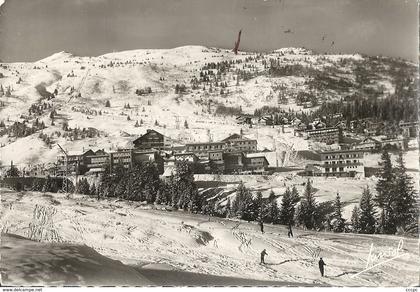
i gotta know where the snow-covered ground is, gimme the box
[1,189,418,286]
[0,45,411,168]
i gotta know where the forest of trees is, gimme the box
[308,95,418,126]
[215,105,242,116]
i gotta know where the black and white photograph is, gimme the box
[0,0,418,288]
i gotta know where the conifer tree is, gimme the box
[332,192,345,232]
[280,186,301,225]
[375,150,396,234]
[392,151,418,233]
[359,187,377,234]
[255,191,264,222]
[266,190,280,224]
[351,205,361,233]
[232,182,254,220]
[297,179,317,229]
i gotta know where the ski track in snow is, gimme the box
[1,189,418,286]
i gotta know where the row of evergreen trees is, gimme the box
[60,150,417,236]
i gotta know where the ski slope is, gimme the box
[1,189,418,287]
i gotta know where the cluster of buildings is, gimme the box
[294,118,416,152]
[57,130,269,176]
[54,119,418,180]
[297,120,418,178]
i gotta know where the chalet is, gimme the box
[305,149,365,177]
[185,142,225,160]
[57,149,95,175]
[353,137,380,151]
[132,129,171,151]
[244,153,269,172]
[222,133,257,153]
[304,127,340,145]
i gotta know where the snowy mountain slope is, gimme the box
[1,189,418,286]
[0,46,415,168]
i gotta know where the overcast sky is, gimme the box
[0,0,418,62]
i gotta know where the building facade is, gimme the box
[185,142,225,160]
[57,149,95,175]
[305,127,340,145]
[305,149,365,177]
[222,134,257,153]
[132,129,171,150]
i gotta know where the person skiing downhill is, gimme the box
[260,249,268,264]
[318,257,326,277]
[287,223,294,238]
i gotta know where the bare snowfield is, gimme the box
[1,188,418,286]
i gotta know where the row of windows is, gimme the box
[324,154,361,159]
[188,145,224,150]
[228,141,257,145]
[325,160,359,164]
[325,167,344,172]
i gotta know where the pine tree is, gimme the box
[332,192,345,232]
[266,191,280,224]
[184,120,189,129]
[351,205,361,233]
[279,187,293,224]
[255,191,264,222]
[375,150,396,234]
[280,186,301,225]
[232,182,254,220]
[392,151,418,233]
[297,179,317,229]
[359,187,377,234]
[105,100,111,107]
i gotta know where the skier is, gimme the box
[318,257,326,277]
[287,223,294,238]
[260,249,268,264]
[259,220,264,234]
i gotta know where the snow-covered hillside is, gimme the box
[1,189,418,286]
[0,46,414,167]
